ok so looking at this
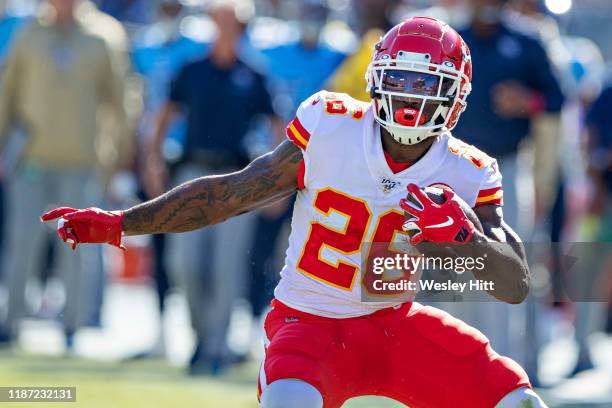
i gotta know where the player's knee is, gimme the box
[260,379,323,408]
[495,387,549,408]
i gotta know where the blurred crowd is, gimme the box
[0,0,610,388]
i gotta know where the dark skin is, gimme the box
[464,203,530,304]
[122,125,529,304]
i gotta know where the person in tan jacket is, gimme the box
[0,0,130,346]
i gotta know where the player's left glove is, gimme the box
[40,207,124,250]
[399,184,475,245]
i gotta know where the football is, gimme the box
[403,185,483,235]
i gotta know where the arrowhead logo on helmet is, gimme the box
[365,16,472,146]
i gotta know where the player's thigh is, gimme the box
[260,306,360,408]
[382,304,530,408]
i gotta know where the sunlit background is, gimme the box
[0,0,611,407]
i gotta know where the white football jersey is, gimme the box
[276,91,503,318]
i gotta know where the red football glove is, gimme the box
[40,207,124,250]
[399,184,474,245]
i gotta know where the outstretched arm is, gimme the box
[41,141,303,248]
[123,140,302,235]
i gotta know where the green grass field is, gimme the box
[0,350,403,408]
[4,349,610,407]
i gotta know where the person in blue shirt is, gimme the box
[455,0,563,159]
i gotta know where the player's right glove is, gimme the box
[40,207,124,250]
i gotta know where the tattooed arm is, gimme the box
[122,140,302,235]
[39,141,302,248]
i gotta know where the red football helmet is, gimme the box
[366,17,472,145]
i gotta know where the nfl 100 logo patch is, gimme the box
[381,178,401,194]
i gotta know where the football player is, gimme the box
[42,17,547,408]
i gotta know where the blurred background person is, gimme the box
[143,0,279,375]
[0,0,130,347]
[454,0,564,236]
[504,0,571,239]
[437,0,564,385]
